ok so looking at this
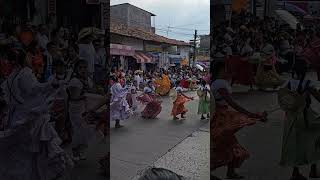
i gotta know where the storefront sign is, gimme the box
[145,44,162,52]
[48,0,56,15]
[110,44,135,56]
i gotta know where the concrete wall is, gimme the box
[127,5,152,32]
[110,34,144,51]
[111,3,153,32]
[110,4,128,25]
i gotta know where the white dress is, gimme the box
[0,67,73,180]
[68,77,93,150]
[110,83,130,121]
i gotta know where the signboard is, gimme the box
[48,0,56,15]
[101,2,109,30]
[145,44,162,52]
[86,0,100,4]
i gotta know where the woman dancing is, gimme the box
[278,60,320,180]
[0,48,72,180]
[171,82,194,120]
[137,80,162,119]
[211,61,267,179]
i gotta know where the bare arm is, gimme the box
[308,88,320,103]
[218,89,261,118]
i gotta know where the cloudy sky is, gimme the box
[110,0,210,42]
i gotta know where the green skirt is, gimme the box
[198,98,210,114]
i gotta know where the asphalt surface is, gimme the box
[110,91,210,180]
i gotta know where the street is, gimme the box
[110,91,210,180]
[214,73,320,180]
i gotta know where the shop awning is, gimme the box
[134,52,154,63]
[110,43,135,56]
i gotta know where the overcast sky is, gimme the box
[110,0,210,42]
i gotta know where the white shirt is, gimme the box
[212,79,232,105]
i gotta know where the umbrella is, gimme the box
[195,64,204,71]
[275,10,301,30]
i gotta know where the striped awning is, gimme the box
[133,52,154,63]
[110,44,135,56]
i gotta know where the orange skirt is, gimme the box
[211,105,256,170]
[171,95,190,116]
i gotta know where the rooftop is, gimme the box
[110,21,190,46]
[111,3,156,16]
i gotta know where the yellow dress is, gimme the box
[154,74,171,96]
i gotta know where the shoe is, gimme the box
[115,124,124,129]
[201,116,205,120]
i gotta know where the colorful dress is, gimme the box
[171,87,191,117]
[255,54,284,89]
[197,85,210,115]
[47,74,71,142]
[279,79,320,166]
[154,74,171,96]
[68,77,94,152]
[0,67,73,180]
[110,82,130,121]
[211,79,257,170]
[137,86,162,119]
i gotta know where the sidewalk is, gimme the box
[132,123,210,180]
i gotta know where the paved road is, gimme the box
[214,76,320,180]
[110,91,210,180]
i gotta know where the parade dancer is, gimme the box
[278,62,320,180]
[171,82,194,120]
[47,59,71,145]
[255,42,284,90]
[0,48,73,180]
[110,75,130,128]
[211,61,267,179]
[67,59,94,161]
[197,79,210,120]
[137,81,162,119]
[130,81,138,111]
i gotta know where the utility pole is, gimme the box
[252,0,256,17]
[192,30,197,67]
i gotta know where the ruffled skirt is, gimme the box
[0,114,73,180]
[211,106,256,170]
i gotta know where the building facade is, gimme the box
[110,3,190,72]
[111,3,155,33]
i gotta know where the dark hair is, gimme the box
[7,48,26,67]
[138,168,185,180]
[47,42,56,50]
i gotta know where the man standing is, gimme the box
[78,28,96,80]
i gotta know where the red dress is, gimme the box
[137,94,162,119]
[211,105,257,170]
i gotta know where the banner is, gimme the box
[231,0,248,13]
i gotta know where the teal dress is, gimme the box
[280,80,320,166]
[197,86,210,115]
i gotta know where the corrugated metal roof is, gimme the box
[110,21,190,46]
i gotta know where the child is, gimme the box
[171,81,194,120]
[197,79,210,120]
[130,80,138,111]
